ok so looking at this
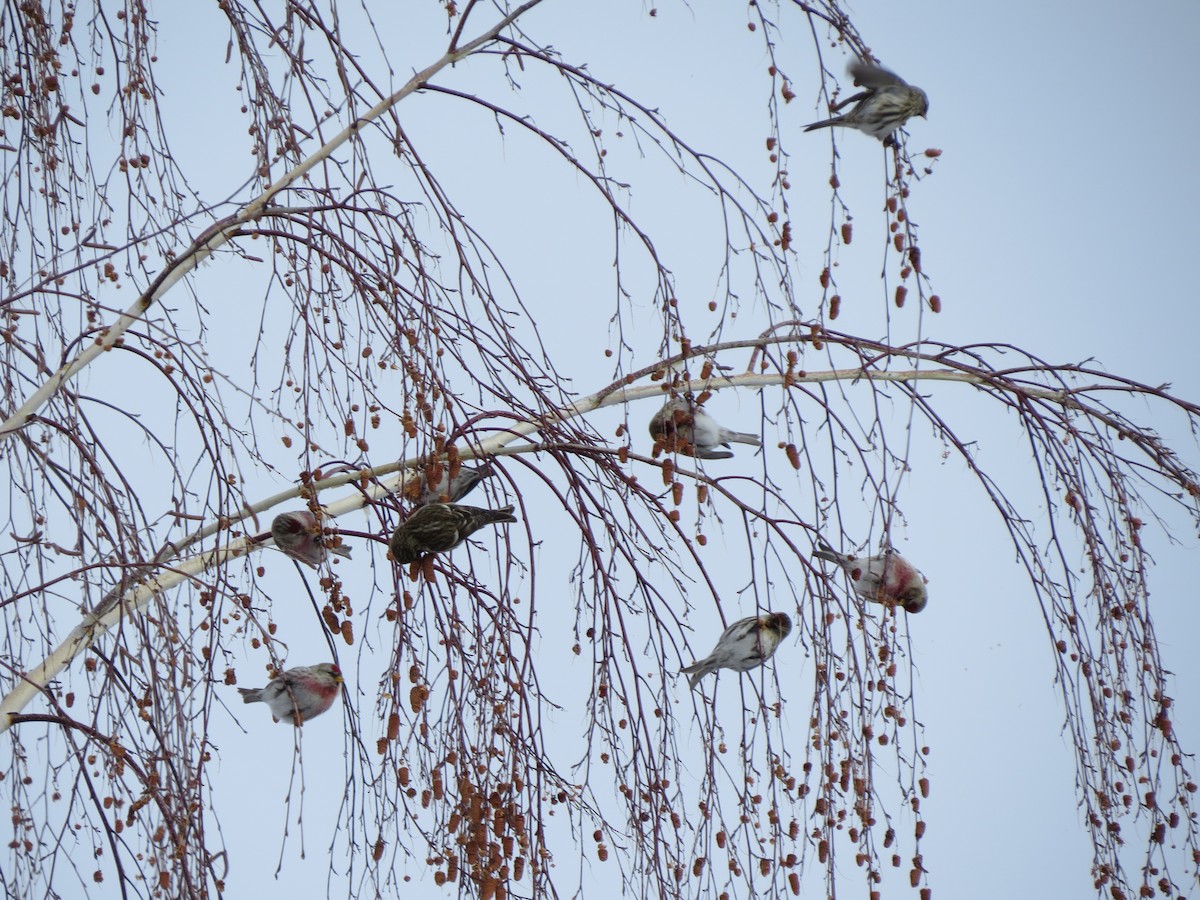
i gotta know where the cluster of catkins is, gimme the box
[241,390,930,723]
[243,60,932,721]
[241,463,511,725]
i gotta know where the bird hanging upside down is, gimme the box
[271,510,352,568]
[649,397,761,460]
[813,542,928,613]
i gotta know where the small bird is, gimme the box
[389,502,518,564]
[416,462,494,506]
[238,662,344,726]
[681,612,793,690]
[804,61,929,142]
[649,397,761,460]
[812,542,928,613]
[271,510,352,568]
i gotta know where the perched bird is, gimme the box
[271,510,352,568]
[238,662,343,726]
[812,542,928,613]
[389,502,518,563]
[416,462,494,506]
[681,612,793,690]
[804,61,929,142]
[649,397,761,460]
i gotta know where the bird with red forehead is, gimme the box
[238,662,343,726]
[649,397,761,460]
[415,462,494,506]
[813,542,928,613]
[270,510,352,568]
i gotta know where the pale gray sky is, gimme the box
[24,1,1200,898]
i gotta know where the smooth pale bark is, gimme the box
[0,0,544,446]
[0,363,1012,732]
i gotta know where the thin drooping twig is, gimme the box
[0,0,544,446]
[3,337,1192,733]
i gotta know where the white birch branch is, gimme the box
[0,0,545,445]
[0,363,1008,733]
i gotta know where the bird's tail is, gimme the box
[237,687,263,705]
[803,117,843,132]
[723,430,762,447]
[481,504,518,525]
[811,541,846,564]
[680,659,713,690]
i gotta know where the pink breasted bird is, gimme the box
[238,662,344,726]
[389,502,518,564]
[649,397,761,460]
[813,542,928,613]
[804,61,929,142]
[271,510,352,568]
[681,612,792,690]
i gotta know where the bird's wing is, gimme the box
[848,61,907,88]
[830,89,871,112]
[720,616,760,643]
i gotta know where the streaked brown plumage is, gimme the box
[804,61,929,142]
[389,502,518,563]
[681,612,792,690]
